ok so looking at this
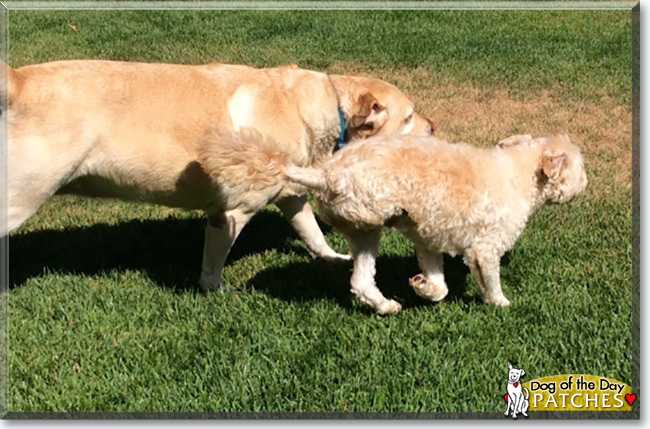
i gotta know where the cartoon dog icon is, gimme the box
[505,363,529,418]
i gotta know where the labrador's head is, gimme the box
[329,75,436,141]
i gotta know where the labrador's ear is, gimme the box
[541,151,567,180]
[350,93,388,137]
[520,369,525,377]
[508,363,513,370]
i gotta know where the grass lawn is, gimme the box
[6,8,634,414]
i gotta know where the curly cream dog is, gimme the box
[2,60,434,290]
[279,134,588,314]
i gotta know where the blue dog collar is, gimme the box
[336,108,348,151]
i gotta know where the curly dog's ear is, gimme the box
[541,151,567,181]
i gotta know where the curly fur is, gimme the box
[285,134,588,314]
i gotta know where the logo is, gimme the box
[501,366,636,415]
[504,363,530,419]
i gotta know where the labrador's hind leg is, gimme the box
[5,137,74,236]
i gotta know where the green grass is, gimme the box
[6,9,634,414]
[8,196,633,413]
[9,9,631,102]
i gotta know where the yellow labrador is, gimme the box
[2,60,434,290]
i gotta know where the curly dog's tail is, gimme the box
[284,164,328,193]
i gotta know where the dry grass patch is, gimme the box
[329,64,632,201]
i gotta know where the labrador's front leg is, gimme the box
[199,208,253,291]
[275,195,351,261]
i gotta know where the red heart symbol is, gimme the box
[504,394,509,402]
[514,383,519,387]
[625,394,636,405]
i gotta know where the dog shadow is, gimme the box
[8,210,302,291]
[10,208,495,309]
[246,253,480,311]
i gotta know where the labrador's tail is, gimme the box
[0,60,16,105]
[198,126,330,193]
[198,127,291,190]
